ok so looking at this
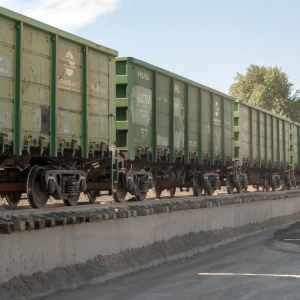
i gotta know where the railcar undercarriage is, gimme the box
[0,154,297,209]
[242,168,293,192]
[111,156,249,203]
[0,154,116,208]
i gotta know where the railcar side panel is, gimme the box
[129,64,153,159]
[239,105,251,164]
[156,73,171,155]
[224,98,234,160]
[56,39,83,154]
[116,57,235,168]
[0,15,15,149]
[87,49,112,153]
[291,122,300,170]
[173,80,185,156]
[188,85,199,160]
[284,120,290,167]
[235,100,291,170]
[0,7,117,159]
[213,94,222,158]
[273,118,279,167]
[22,26,51,153]
[252,110,258,162]
[266,114,272,166]
[259,112,266,165]
[201,90,211,160]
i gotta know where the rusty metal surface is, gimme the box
[0,183,26,192]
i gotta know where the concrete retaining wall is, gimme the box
[1,191,300,284]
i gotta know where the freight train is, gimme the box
[114,58,295,201]
[0,7,298,208]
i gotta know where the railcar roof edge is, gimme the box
[0,6,118,57]
[117,57,235,101]
[235,99,292,122]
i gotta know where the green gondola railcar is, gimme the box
[114,57,242,202]
[290,122,300,186]
[234,100,292,191]
[0,7,117,208]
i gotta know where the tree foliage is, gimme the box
[229,65,297,118]
[286,91,300,123]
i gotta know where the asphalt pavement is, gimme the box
[45,221,300,300]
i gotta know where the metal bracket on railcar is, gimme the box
[157,148,169,161]
[189,151,198,163]
[21,135,49,156]
[0,132,10,154]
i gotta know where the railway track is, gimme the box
[0,186,295,213]
[1,189,300,235]
[0,186,239,213]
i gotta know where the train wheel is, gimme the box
[169,187,176,197]
[204,183,214,196]
[5,193,22,206]
[282,179,291,191]
[112,182,127,203]
[154,187,163,199]
[27,165,49,209]
[193,171,202,196]
[63,194,80,206]
[271,180,276,192]
[236,182,242,193]
[193,183,202,196]
[85,190,99,203]
[135,192,147,201]
[226,176,234,194]
[264,177,270,192]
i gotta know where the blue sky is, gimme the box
[1,0,299,94]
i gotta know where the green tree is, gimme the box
[286,91,300,123]
[229,65,294,117]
